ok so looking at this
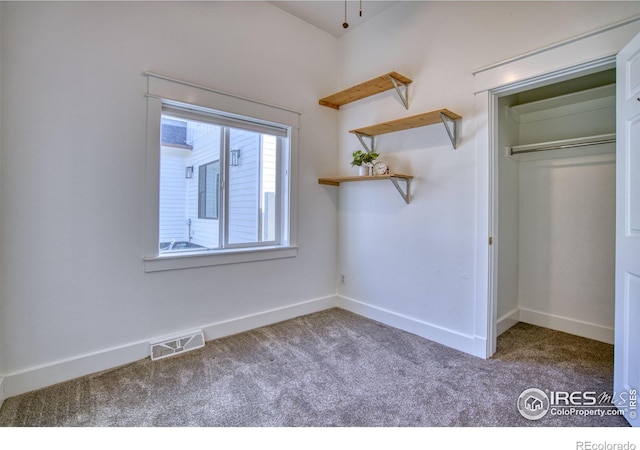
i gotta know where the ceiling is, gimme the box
[268,1,398,38]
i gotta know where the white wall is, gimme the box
[335,2,640,355]
[0,1,339,396]
[518,147,616,343]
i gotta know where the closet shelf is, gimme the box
[350,109,462,151]
[318,174,413,204]
[509,133,616,156]
[319,72,412,110]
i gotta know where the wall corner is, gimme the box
[0,377,6,410]
[0,2,5,412]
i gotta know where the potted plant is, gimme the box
[351,149,380,176]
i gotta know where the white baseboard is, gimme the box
[3,295,339,398]
[519,307,614,344]
[337,295,484,358]
[201,295,338,342]
[497,308,520,336]
[472,335,489,360]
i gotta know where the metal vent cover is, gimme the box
[150,330,205,361]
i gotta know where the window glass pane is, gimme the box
[159,146,189,245]
[227,129,279,245]
[198,162,219,220]
[227,128,260,244]
[157,102,288,256]
[261,135,278,242]
[159,114,221,252]
[206,164,219,219]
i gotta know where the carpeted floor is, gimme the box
[0,308,627,427]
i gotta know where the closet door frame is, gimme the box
[472,16,640,359]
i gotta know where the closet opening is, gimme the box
[494,68,617,346]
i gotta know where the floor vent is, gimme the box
[150,330,205,361]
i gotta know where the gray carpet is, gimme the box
[0,308,627,427]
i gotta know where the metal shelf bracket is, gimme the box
[354,132,375,154]
[439,112,458,149]
[388,75,410,109]
[390,176,411,204]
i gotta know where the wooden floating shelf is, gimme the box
[350,109,462,151]
[318,174,413,186]
[318,174,414,204]
[319,72,412,110]
[350,109,461,136]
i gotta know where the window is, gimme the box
[158,103,289,253]
[144,73,298,272]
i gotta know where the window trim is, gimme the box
[145,245,298,273]
[143,73,299,272]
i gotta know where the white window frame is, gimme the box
[143,73,299,272]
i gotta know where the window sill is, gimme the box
[144,245,298,272]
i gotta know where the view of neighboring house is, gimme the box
[159,115,278,252]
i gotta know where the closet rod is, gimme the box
[510,137,616,155]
